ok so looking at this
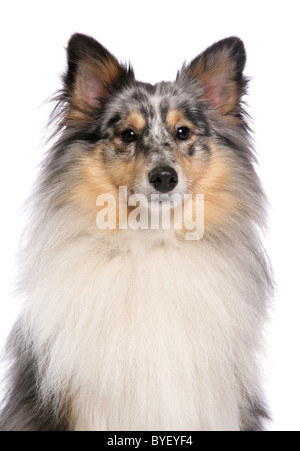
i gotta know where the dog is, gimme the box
[0,34,273,431]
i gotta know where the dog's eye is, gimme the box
[176,127,191,141]
[121,129,137,144]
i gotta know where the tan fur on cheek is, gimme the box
[177,142,242,232]
[66,145,142,229]
[67,150,115,212]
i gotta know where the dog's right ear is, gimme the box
[64,34,134,122]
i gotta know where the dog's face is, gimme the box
[53,34,258,236]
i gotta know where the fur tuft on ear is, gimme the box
[182,37,247,118]
[63,34,134,121]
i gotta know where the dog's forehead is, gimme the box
[122,82,178,117]
[109,81,184,123]
[107,80,208,135]
[102,79,209,141]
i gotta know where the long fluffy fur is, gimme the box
[0,34,273,431]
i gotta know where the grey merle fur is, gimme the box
[0,324,69,431]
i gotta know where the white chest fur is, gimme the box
[23,233,263,431]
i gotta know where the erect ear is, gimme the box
[182,37,247,117]
[64,33,134,121]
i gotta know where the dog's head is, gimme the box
[49,34,262,238]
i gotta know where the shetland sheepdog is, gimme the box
[0,34,273,431]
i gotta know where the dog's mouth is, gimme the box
[128,189,185,208]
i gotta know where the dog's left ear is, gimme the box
[180,37,247,117]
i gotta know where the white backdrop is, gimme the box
[0,0,299,431]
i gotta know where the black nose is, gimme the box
[148,166,178,193]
